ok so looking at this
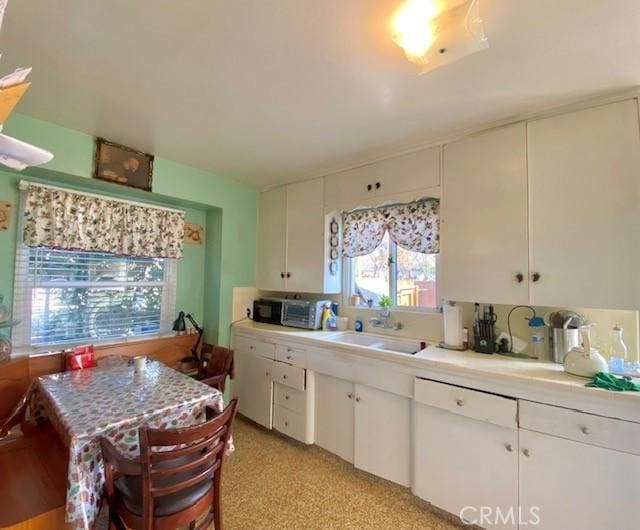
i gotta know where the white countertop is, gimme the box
[232,321,640,423]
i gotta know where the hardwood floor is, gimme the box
[0,423,68,529]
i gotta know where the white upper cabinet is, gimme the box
[375,146,441,199]
[324,165,377,211]
[258,178,339,293]
[528,99,640,309]
[285,179,325,292]
[441,123,529,305]
[324,146,440,211]
[257,186,287,291]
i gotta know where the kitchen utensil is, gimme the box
[564,328,609,378]
[545,310,586,329]
[551,327,580,363]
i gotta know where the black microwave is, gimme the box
[252,298,284,325]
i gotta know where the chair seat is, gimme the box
[115,453,213,517]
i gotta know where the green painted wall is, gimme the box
[0,113,258,347]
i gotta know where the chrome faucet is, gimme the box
[368,311,403,331]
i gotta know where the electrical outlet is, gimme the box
[245,307,251,319]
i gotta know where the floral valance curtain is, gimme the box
[22,183,185,259]
[342,198,439,258]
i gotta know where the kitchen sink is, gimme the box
[325,332,424,355]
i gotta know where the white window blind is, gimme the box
[12,246,177,349]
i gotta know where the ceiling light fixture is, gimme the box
[391,0,489,74]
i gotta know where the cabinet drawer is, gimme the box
[271,361,306,391]
[273,405,307,442]
[414,378,517,429]
[274,383,307,414]
[233,335,275,359]
[519,400,640,456]
[275,344,306,367]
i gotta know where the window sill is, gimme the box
[343,305,442,316]
[10,332,190,359]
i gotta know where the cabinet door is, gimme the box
[233,350,274,429]
[519,429,639,530]
[441,123,529,304]
[285,179,325,293]
[314,374,355,463]
[376,146,440,199]
[354,385,411,486]
[414,403,518,529]
[324,165,377,210]
[528,99,640,309]
[257,186,287,291]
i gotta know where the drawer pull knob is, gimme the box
[355,397,361,402]
[284,421,289,427]
[283,375,288,379]
[249,345,254,349]
[505,443,514,452]
[287,348,293,352]
[522,449,531,457]
[581,426,590,435]
[286,356,292,360]
[265,372,270,377]
[532,272,541,282]
[347,393,353,399]
[285,395,289,400]
[456,399,464,407]
[515,273,524,283]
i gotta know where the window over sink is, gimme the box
[346,232,439,310]
[341,198,440,311]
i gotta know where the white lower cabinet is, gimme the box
[519,429,639,530]
[314,373,355,463]
[272,361,315,444]
[233,348,274,429]
[354,384,411,487]
[234,331,640,530]
[314,373,411,486]
[413,379,518,529]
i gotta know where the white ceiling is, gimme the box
[1,0,639,189]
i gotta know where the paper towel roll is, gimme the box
[443,304,463,347]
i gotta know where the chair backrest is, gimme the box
[138,399,238,523]
[200,344,234,381]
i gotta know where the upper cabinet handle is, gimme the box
[367,184,373,192]
[286,272,291,278]
[515,273,524,283]
[375,181,381,190]
[532,272,541,283]
[280,272,285,279]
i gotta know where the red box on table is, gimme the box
[65,344,97,371]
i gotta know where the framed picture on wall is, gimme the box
[93,138,154,191]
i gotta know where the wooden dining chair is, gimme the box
[101,399,238,530]
[198,344,234,393]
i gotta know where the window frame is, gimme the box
[342,238,440,314]
[11,244,178,352]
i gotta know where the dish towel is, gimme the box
[586,372,640,392]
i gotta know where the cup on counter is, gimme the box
[336,316,349,331]
[133,355,147,374]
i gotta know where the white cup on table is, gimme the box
[133,355,146,374]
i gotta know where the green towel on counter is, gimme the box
[586,372,640,392]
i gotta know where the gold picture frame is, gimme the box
[93,138,154,191]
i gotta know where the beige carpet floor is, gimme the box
[222,417,463,530]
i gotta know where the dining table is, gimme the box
[27,359,229,530]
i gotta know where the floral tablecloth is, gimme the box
[28,361,227,530]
